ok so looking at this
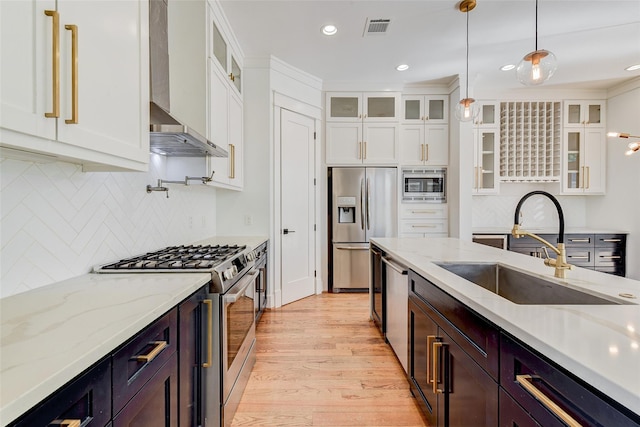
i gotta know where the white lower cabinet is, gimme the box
[399,203,448,237]
[0,0,149,171]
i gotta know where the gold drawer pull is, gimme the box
[229,144,235,179]
[569,238,590,242]
[203,299,213,368]
[44,10,60,118]
[432,341,445,394]
[50,420,81,427]
[602,239,622,243]
[600,255,621,259]
[568,255,589,260]
[411,224,437,228]
[411,210,437,214]
[426,335,436,385]
[135,340,167,363]
[516,375,581,427]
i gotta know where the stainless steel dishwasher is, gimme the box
[382,256,409,372]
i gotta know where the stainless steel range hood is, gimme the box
[149,0,227,157]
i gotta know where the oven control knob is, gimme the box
[232,265,238,275]
[246,251,256,261]
[224,269,233,280]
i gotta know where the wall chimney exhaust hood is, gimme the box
[149,0,227,157]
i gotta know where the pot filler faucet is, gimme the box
[512,191,573,279]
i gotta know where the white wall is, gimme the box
[587,80,640,279]
[0,154,217,297]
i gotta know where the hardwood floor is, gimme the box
[231,293,428,426]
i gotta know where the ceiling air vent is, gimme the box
[363,18,391,36]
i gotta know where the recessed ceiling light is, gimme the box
[322,25,337,36]
[396,64,409,71]
[500,64,516,71]
[625,64,640,71]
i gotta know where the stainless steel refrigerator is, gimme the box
[330,167,397,291]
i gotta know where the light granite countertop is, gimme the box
[472,227,629,235]
[371,237,640,417]
[0,235,268,426]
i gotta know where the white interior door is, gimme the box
[280,109,316,305]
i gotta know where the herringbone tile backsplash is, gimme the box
[1,155,217,298]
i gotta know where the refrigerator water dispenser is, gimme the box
[337,196,356,223]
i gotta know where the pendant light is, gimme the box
[607,132,640,156]
[455,0,479,122]
[516,0,557,86]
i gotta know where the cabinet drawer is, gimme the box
[10,358,111,427]
[565,234,594,247]
[501,333,640,427]
[401,219,448,234]
[565,248,594,267]
[113,308,178,415]
[112,354,178,427]
[595,248,625,267]
[400,204,448,219]
[409,271,500,380]
[508,234,557,249]
[595,233,626,248]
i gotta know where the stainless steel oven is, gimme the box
[402,167,446,202]
[93,243,262,427]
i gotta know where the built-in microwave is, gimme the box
[402,167,446,202]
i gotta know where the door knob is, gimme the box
[283,228,296,235]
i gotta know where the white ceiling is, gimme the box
[219,0,640,92]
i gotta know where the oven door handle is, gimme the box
[224,270,258,303]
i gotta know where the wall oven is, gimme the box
[402,167,446,202]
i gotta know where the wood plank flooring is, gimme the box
[231,293,428,426]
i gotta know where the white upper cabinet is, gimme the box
[473,102,499,127]
[473,127,499,194]
[401,95,448,124]
[326,92,399,122]
[400,124,448,166]
[210,18,242,96]
[0,0,149,171]
[563,100,605,128]
[326,92,400,165]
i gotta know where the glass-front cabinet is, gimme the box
[473,128,499,194]
[401,95,448,124]
[564,100,605,127]
[326,92,399,122]
[562,128,606,194]
[210,19,242,95]
[474,102,499,127]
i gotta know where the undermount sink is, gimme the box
[435,262,630,305]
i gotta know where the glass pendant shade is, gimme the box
[455,98,479,122]
[516,49,557,85]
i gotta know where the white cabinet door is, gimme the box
[0,0,148,171]
[55,0,148,165]
[0,0,56,141]
[562,128,606,194]
[326,122,363,164]
[474,102,499,127]
[227,92,243,188]
[424,125,448,165]
[400,124,424,165]
[473,128,499,194]
[363,123,398,164]
[583,127,605,194]
[326,92,363,122]
[564,100,605,128]
[209,63,230,185]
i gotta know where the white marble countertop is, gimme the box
[0,235,268,426]
[371,237,640,417]
[472,227,629,235]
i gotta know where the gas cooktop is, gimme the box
[93,244,253,293]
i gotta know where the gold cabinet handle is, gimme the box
[44,10,60,118]
[358,141,362,159]
[516,375,581,427]
[229,73,235,82]
[600,255,621,259]
[50,420,81,427]
[432,341,445,394]
[580,166,585,188]
[426,335,436,385]
[569,238,590,242]
[135,340,167,363]
[568,255,589,260]
[586,166,590,189]
[64,24,78,124]
[229,144,235,179]
[425,144,429,161]
[411,224,437,228]
[411,210,437,214]
[420,143,424,162]
[602,239,622,243]
[363,141,367,159]
[202,299,213,368]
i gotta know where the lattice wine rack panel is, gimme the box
[499,101,561,182]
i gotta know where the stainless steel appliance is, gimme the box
[402,167,446,202]
[330,167,397,291]
[94,243,261,427]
